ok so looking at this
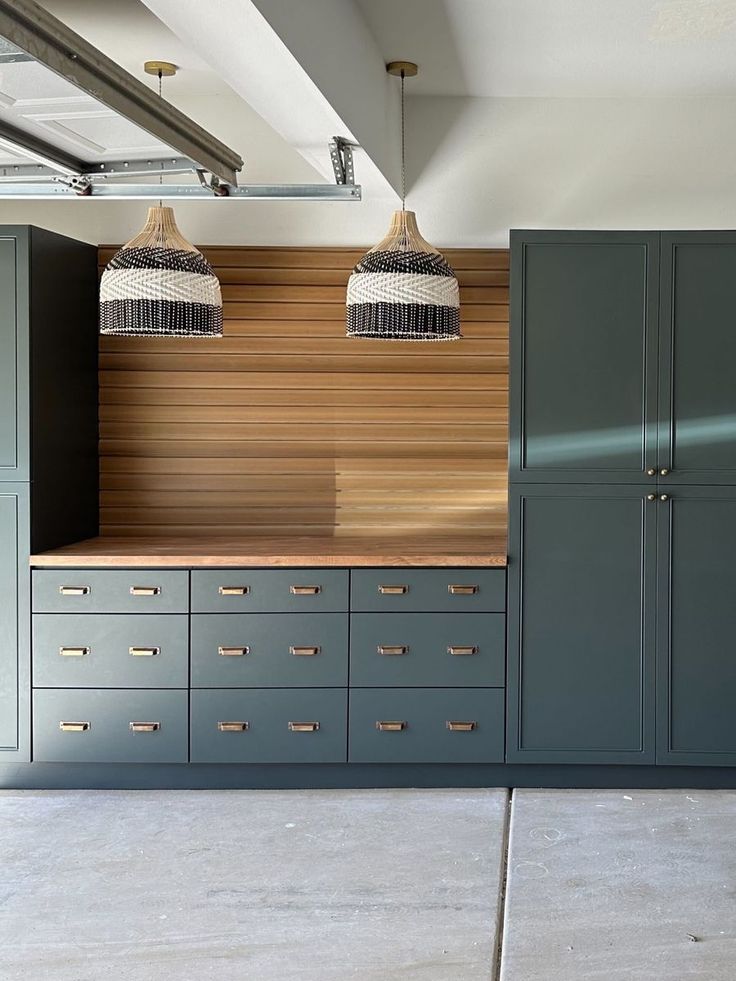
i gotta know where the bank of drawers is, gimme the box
[30,567,506,765]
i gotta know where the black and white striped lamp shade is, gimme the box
[346,249,461,341]
[99,245,223,337]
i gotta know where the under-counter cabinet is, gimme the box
[28,566,506,767]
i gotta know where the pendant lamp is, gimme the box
[347,62,460,341]
[99,62,223,337]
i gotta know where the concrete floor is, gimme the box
[0,788,734,980]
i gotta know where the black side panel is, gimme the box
[28,226,98,551]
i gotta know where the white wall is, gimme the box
[3,95,736,248]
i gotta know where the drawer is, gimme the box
[190,688,347,763]
[351,569,505,613]
[349,688,504,763]
[32,614,189,689]
[32,689,188,763]
[32,570,189,614]
[191,569,348,613]
[350,613,504,687]
[191,613,348,688]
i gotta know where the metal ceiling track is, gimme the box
[0,0,362,202]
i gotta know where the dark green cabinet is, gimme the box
[509,231,660,483]
[0,238,19,475]
[0,487,29,760]
[510,229,736,767]
[507,484,656,763]
[656,487,736,764]
[0,227,98,764]
[659,233,736,484]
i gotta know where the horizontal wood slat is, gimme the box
[98,245,509,542]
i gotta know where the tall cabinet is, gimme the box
[508,229,736,766]
[0,227,98,761]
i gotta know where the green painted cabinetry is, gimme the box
[510,229,736,766]
[507,484,656,763]
[0,227,97,763]
[656,487,736,764]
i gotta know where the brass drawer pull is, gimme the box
[59,646,90,657]
[290,646,321,656]
[377,645,409,656]
[446,721,477,732]
[218,646,249,657]
[130,586,161,597]
[59,585,90,596]
[447,645,479,656]
[59,721,90,732]
[378,584,408,595]
[219,585,250,596]
[448,584,479,595]
[129,722,160,733]
[290,585,321,595]
[376,720,407,732]
[218,721,250,732]
[129,647,160,657]
[288,721,320,732]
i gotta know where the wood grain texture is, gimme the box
[32,534,508,567]
[98,245,509,546]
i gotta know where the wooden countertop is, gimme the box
[31,535,508,568]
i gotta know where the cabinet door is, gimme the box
[510,231,659,483]
[507,484,656,763]
[0,235,25,477]
[657,487,736,764]
[0,486,29,760]
[659,233,736,483]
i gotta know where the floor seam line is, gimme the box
[492,788,513,981]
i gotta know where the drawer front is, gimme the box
[191,613,348,688]
[32,614,189,689]
[350,613,504,687]
[190,688,347,763]
[32,570,189,614]
[32,689,188,763]
[191,569,348,613]
[351,569,505,613]
[349,688,504,763]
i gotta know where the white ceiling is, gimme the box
[357,0,736,97]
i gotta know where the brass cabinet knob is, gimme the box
[377,645,409,656]
[290,646,320,656]
[447,645,479,656]
[290,585,321,595]
[59,585,90,596]
[646,468,657,476]
[59,721,90,732]
[446,721,477,732]
[378,584,408,595]
[660,468,670,476]
[376,721,406,732]
[646,494,657,501]
[288,721,320,732]
[59,646,90,657]
[129,722,160,733]
[218,721,249,732]
[219,585,249,596]
[660,494,670,502]
[130,586,161,597]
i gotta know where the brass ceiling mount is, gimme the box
[144,60,177,77]
[386,61,418,77]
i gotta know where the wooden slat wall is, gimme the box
[98,246,509,538]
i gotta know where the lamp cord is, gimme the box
[400,69,406,211]
[158,69,163,209]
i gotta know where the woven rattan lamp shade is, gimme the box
[346,209,460,341]
[99,206,223,337]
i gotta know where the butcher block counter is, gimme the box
[30,534,508,568]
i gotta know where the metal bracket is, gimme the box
[196,169,230,197]
[52,174,92,196]
[329,136,357,185]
